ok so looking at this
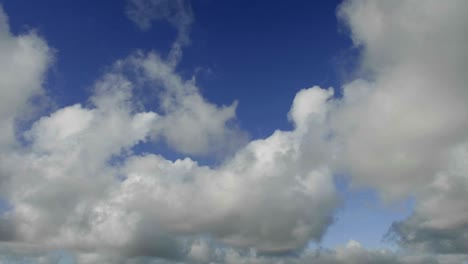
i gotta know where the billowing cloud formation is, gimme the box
[1,73,338,256]
[335,0,468,199]
[0,3,339,261]
[333,0,468,257]
[1,0,468,263]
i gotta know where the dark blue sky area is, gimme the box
[3,0,351,139]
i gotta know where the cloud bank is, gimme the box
[2,240,467,264]
[1,0,468,263]
[334,0,468,257]
[0,2,338,262]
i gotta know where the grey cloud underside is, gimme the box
[1,0,468,263]
[1,241,468,264]
[387,141,468,254]
[335,0,468,257]
[334,0,468,199]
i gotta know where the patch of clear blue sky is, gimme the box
[317,175,414,249]
[2,0,408,252]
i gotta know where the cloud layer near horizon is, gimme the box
[1,0,468,263]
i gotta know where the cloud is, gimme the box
[2,80,338,256]
[2,0,468,262]
[0,4,339,260]
[334,0,468,199]
[0,5,53,148]
[387,141,468,254]
[332,0,468,257]
[2,240,467,264]
[125,0,193,65]
[124,52,248,156]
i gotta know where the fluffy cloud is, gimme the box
[0,6,53,148]
[334,0,468,199]
[0,75,339,258]
[109,86,338,254]
[2,0,468,263]
[124,52,248,156]
[1,73,157,246]
[0,4,339,261]
[333,0,468,257]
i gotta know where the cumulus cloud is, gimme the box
[108,86,338,254]
[1,81,338,255]
[334,0,468,199]
[0,3,339,262]
[123,52,248,156]
[332,0,468,257]
[2,0,468,263]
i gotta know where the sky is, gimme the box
[0,1,467,264]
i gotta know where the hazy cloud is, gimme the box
[2,240,467,264]
[126,0,193,65]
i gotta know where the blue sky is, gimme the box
[4,0,350,137]
[0,1,467,263]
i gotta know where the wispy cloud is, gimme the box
[125,0,193,66]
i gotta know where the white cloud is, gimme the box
[0,4,339,260]
[334,0,468,199]
[0,6,53,148]
[125,0,193,66]
[125,52,248,156]
[2,0,468,262]
[0,79,339,258]
[288,87,333,129]
[332,0,468,257]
